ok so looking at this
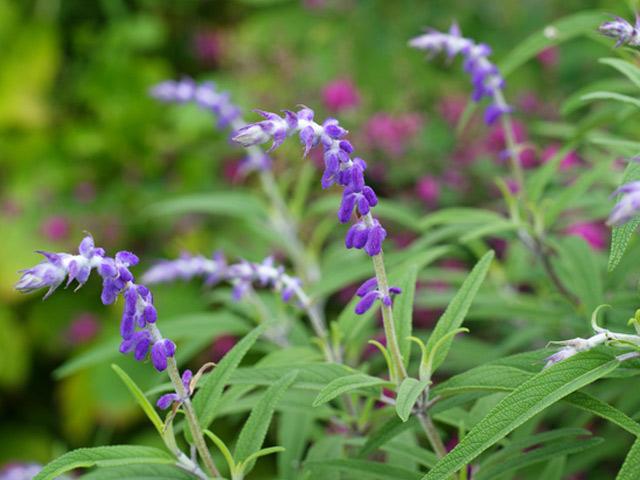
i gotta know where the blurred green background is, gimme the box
[0,0,636,471]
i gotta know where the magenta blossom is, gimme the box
[536,46,559,69]
[364,112,423,156]
[211,334,237,362]
[193,30,223,66]
[41,216,71,242]
[66,313,101,345]
[542,144,582,171]
[322,78,360,113]
[564,222,607,251]
[416,176,440,208]
[487,120,537,168]
[437,95,467,126]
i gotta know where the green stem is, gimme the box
[370,246,407,383]
[417,413,448,459]
[494,90,525,200]
[166,356,220,478]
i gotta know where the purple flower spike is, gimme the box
[607,181,640,226]
[354,277,401,315]
[599,15,640,47]
[17,234,176,372]
[142,253,304,308]
[232,106,386,256]
[16,235,105,299]
[409,22,511,124]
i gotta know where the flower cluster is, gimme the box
[607,181,640,226]
[354,277,401,315]
[599,15,640,47]
[409,22,511,124]
[16,235,175,372]
[232,106,386,256]
[150,78,270,172]
[142,252,304,305]
[157,369,193,410]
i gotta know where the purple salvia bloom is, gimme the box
[17,235,175,371]
[16,235,105,299]
[607,181,640,226]
[150,78,269,174]
[409,22,511,124]
[231,106,386,256]
[142,253,305,307]
[157,369,193,410]
[599,15,640,47]
[354,277,401,315]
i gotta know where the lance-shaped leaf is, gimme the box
[396,377,431,422]
[192,324,265,430]
[234,370,298,474]
[609,160,640,271]
[617,437,640,479]
[313,373,389,407]
[425,251,494,373]
[422,351,619,480]
[34,446,173,480]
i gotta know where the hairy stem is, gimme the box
[370,248,408,383]
[417,413,448,459]
[166,357,220,478]
[493,90,525,199]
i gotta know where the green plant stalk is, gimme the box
[165,356,220,478]
[145,323,221,480]
[369,246,407,383]
[417,413,448,459]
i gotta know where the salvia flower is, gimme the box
[142,253,305,305]
[354,277,401,315]
[599,15,640,47]
[231,106,386,256]
[16,235,175,372]
[150,78,270,173]
[157,369,193,410]
[409,22,512,124]
[607,181,640,226]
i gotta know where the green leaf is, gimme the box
[419,208,503,231]
[499,11,605,76]
[425,251,494,373]
[144,192,267,219]
[617,437,640,479]
[581,91,640,109]
[421,351,619,480]
[391,264,418,368]
[599,58,640,89]
[565,391,640,437]
[476,437,602,480]
[111,365,164,435]
[306,459,420,480]
[33,446,173,480]
[312,373,389,407]
[231,362,356,390]
[234,371,298,473]
[395,377,430,422]
[358,416,418,458]
[278,410,314,479]
[609,160,640,271]
[192,325,265,430]
[80,464,193,480]
[553,236,603,313]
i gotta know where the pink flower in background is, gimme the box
[210,334,237,362]
[41,215,70,241]
[322,78,360,113]
[437,95,467,126]
[416,175,440,208]
[365,112,423,156]
[541,144,582,170]
[222,158,243,184]
[66,313,101,345]
[518,92,541,114]
[564,221,608,250]
[537,46,559,70]
[193,30,223,67]
[1,199,22,218]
